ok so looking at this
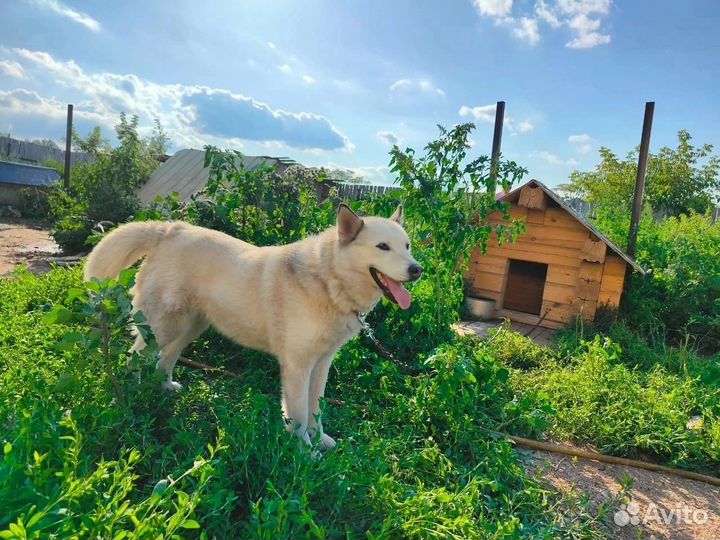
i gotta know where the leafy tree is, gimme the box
[49,114,166,252]
[72,126,110,157]
[28,138,60,149]
[360,124,525,361]
[561,130,720,240]
[147,117,171,160]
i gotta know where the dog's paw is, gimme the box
[319,433,337,450]
[161,380,183,392]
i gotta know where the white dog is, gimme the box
[84,204,422,449]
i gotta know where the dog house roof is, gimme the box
[500,180,645,274]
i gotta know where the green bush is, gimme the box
[626,212,720,350]
[512,336,720,473]
[48,114,166,253]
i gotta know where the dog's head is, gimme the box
[336,203,422,309]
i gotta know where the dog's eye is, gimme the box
[376,242,390,251]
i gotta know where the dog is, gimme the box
[84,204,422,449]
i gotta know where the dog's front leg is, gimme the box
[307,354,337,450]
[280,363,312,446]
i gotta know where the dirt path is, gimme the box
[0,218,59,277]
[522,442,720,540]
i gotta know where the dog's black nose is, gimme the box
[408,263,423,280]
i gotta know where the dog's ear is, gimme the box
[337,204,364,244]
[390,204,404,226]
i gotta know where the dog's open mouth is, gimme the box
[369,267,412,310]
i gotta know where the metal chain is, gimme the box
[356,312,419,374]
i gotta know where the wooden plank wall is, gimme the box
[465,192,628,327]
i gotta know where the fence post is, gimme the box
[627,101,654,259]
[64,104,73,189]
[490,101,505,182]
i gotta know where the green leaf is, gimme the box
[65,287,87,303]
[43,305,73,325]
[3,442,11,455]
[55,332,84,351]
[55,373,76,392]
[152,479,170,498]
[180,520,200,529]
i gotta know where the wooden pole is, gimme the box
[627,101,654,258]
[490,100,505,182]
[63,104,73,189]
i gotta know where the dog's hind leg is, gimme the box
[154,313,208,391]
[279,362,313,446]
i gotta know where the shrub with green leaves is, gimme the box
[511,335,720,473]
[48,114,168,253]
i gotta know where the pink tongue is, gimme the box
[384,276,412,309]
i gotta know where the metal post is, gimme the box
[627,101,654,258]
[64,104,73,189]
[490,100,505,182]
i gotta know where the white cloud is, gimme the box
[302,75,316,85]
[472,0,514,17]
[349,165,394,185]
[390,78,445,98]
[516,121,534,133]
[27,0,101,32]
[566,31,611,48]
[531,150,578,166]
[512,17,540,45]
[267,41,276,49]
[377,130,403,147]
[469,0,612,49]
[535,0,561,27]
[0,60,26,79]
[459,104,497,122]
[459,103,534,135]
[2,48,352,152]
[389,78,413,92]
[419,80,446,97]
[568,134,592,144]
[568,133,593,154]
[277,64,292,74]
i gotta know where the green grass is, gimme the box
[1,267,611,540]
[484,328,720,474]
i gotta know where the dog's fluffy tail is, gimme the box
[84,221,172,281]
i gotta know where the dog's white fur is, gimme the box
[84,205,418,449]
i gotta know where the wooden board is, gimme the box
[599,255,627,307]
[580,236,607,263]
[518,186,548,210]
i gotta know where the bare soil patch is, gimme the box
[522,442,720,540]
[0,218,59,277]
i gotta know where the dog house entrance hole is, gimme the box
[503,260,548,315]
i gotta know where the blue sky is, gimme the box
[1,0,718,187]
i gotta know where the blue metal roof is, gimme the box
[0,160,61,187]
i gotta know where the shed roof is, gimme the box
[0,160,61,187]
[137,149,298,204]
[501,179,644,274]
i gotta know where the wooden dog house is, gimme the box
[465,180,644,329]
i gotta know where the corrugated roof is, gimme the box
[0,160,61,187]
[137,149,298,204]
[501,179,645,274]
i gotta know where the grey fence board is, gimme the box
[0,136,94,167]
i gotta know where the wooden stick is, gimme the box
[177,357,244,379]
[496,430,720,488]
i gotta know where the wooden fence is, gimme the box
[0,136,94,167]
[334,183,400,200]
